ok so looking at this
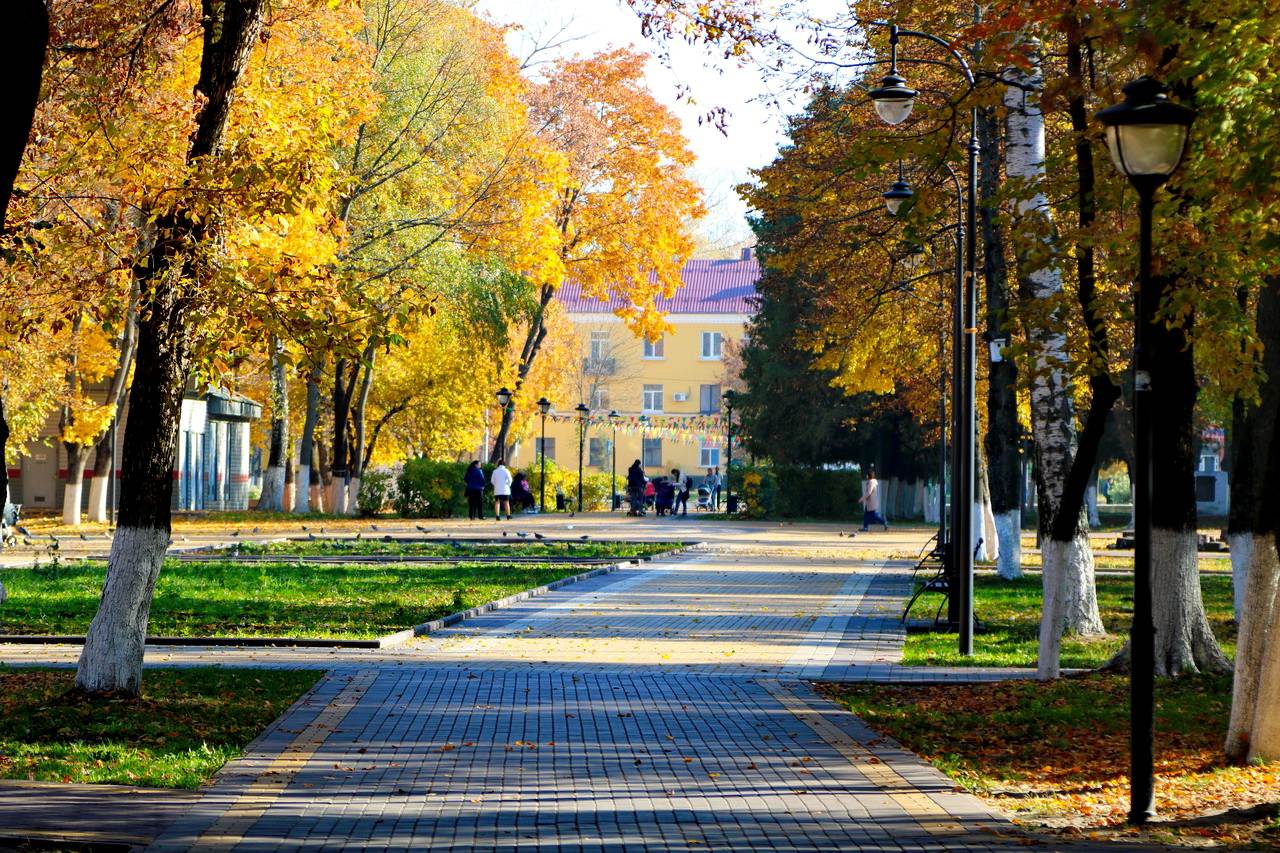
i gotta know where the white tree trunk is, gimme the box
[330,479,347,515]
[62,454,88,527]
[295,463,311,513]
[1250,541,1280,760]
[1005,57,1103,668]
[1152,527,1232,676]
[346,477,361,516]
[1226,531,1277,761]
[260,466,284,512]
[86,474,109,524]
[75,526,170,694]
[1085,484,1099,528]
[1230,532,1253,622]
[995,510,1023,579]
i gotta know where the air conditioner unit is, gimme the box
[673,392,689,402]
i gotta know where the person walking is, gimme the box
[706,467,721,510]
[626,459,646,516]
[463,460,486,520]
[491,458,513,521]
[859,467,888,532]
[672,468,691,517]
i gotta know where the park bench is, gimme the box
[901,534,984,628]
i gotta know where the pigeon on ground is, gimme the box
[319,526,326,534]
[79,532,88,541]
[231,530,241,537]
[502,531,508,537]
[252,526,261,534]
[516,531,529,538]
[308,533,317,540]
[371,523,379,531]
[415,525,430,534]
[355,532,363,541]
[533,532,546,540]
[301,524,309,531]
[579,535,589,541]
[22,537,33,546]
[383,535,393,542]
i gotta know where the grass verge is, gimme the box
[819,674,1280,847]
[0,667,318,788]
[904,574,1235,669]
[230,539,676,560]
[0,560,591,639]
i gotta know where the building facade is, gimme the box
[9,388,262,514]
[510,250,758,486]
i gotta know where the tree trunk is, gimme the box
[1147,289,1229,676]
[346,343,377,514]
[76,0,266,697]
[490,285,553,462]
[0,0,47,234]
[259,335,288,512]
[1226,279,1280,761]
[0,393,10,601]
[62,445,88,527]
[1004,51,1102,681]
[294,366,321,513]
[978,103,1022,580]
[329,358,357,514]
[86,288,138,524]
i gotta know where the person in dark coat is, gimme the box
[626,459,646,516]
[463,460,486,520]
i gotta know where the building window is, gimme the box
[642,384,663,412]
[589,437,610,467]
[592,386,610,410]
[699,384,721,414]
[643,337,665,359]
[643,437,662,467]
[535,437,556,461]
[589,330,611,362]
[701,332,723,360]
[700,444,721,469]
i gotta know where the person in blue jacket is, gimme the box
[463,460,487,520]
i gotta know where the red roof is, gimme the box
[556,252,760,315]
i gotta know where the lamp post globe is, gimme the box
[883,176,914,216]
[495,387,513,408]
[868,70,918,126]
[1096,77,1195,187]
[536,398,551,513]
[1096,74,1195,828]
[575,403,590,512]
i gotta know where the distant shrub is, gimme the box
[357,468,396,516]
[395,459,475,518]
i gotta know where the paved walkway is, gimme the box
[0,520,1141,850]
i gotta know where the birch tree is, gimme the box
[1003,49,1104,680]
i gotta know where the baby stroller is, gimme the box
[695,486,713,512]
[654,478,676,516]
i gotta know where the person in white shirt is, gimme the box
[490,459,513,521]
[859,467,888,532]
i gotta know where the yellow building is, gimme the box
[510,250,758,489]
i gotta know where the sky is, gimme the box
[474,0,808,254]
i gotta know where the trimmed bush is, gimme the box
[395,459,473,518]
[357,468,396,516]
[734,462,861,520]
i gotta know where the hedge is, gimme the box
[736,463,862,520]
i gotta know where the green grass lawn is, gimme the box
[904,574,1236,668]
[0,560,593,639]
[231,539,677,560]
[0,667,318,788]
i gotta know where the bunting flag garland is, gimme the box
[544,412,742,447]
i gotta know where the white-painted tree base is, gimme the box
[1152,526,1232,676]
[75,526,171,695]
[994,510,1023,579]
[86,476,109,524]
[1230,532,1254,623]
[1228,531,1277,761]
[346,477,361,516]
[1062,528,1105,636]
[329,481,347,516]
[260,466,284,512]
[293,464,311,513]
[62,481,83,527]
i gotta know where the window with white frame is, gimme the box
[591,386,610,410]
[701,331,723,359]
[535,437,556,461]
[643,437,662,467]
[700,444,721,469]
[589,437,610,467]
[699,384,721,414]
[589,330,611,362]
[642,384,663,412]
[643,336,665,359]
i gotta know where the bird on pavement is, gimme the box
[308,533,317,540]
[516,531,529,538]
[231,530,241,537]
[355,532,363,540]
[252,526,261,534]
[415,525,430,534]
[371,523,379,531]
[579,535,589,541]
[79,532,88,541]
[22,537,33,546]
[301,524,309,531]
[533,532,546,540]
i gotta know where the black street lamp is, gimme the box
[608,410,620,511]
[1096,75,1195,827]
[575,402,590,512]
[868,21,979,657]
[493,387,514,461]
[537,397,551,513]
[722,389,737,514]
